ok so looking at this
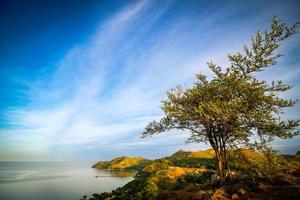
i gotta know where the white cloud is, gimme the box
[2,0,300,160]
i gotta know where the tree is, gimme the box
[141,17,300,179]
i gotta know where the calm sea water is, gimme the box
[0,161,136,200]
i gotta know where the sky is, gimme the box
[0,0,300,161]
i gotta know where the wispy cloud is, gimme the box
[1,0,300,160]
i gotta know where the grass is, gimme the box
[166,149,216,169]
[92,156,152,170]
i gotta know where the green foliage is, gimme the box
[175,172,213,190]
[184,172,211,184]
[228,148,269,177]
[227,148,300,178]
[141,159,171,174]
[283,153,300,168]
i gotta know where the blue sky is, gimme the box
[1,0,300,161]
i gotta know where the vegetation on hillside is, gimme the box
[84,148,300,200]
[92,156,152,170]
[166,149,216,168]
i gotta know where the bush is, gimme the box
[174,172,212,190]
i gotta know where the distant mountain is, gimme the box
[92,156,152,170]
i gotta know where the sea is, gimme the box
[0,161,136,200]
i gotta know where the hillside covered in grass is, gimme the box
[92,156,152,170]
[166,149,216,168]
[85,149,300,200]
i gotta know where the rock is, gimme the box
[258,183,269,192]
[211,173,220,182]
[238,188,246,195]
[211,188,230,200]
[232,193,239,199]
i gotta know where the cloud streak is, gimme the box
[1,0,300,160]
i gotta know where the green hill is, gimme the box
[86,149,300,200]
[166,149,216,168]
[92,156,152,170]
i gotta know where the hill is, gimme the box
[166,149,216,168]
[92,156,152,170]
[85,149,300,200]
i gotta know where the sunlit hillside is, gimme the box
[86,148,300,200]
[92,157,152,170]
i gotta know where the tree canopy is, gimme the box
[141,17,300,179]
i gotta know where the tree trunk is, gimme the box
[217,157,224,180]
[224,150,231,176]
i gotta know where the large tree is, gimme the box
[141,17,300,179]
